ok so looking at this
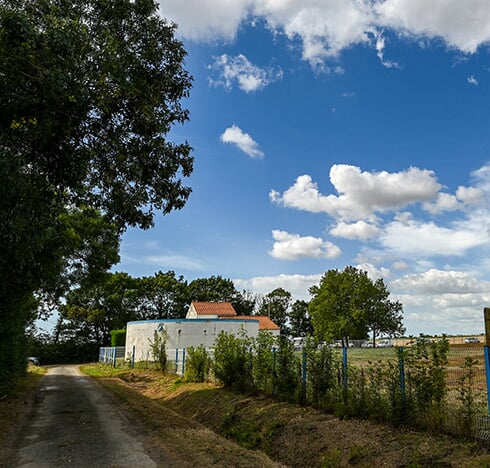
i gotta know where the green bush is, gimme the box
[212,330,252,392]
[251,331,277,396]
[272,335,301,403]
[185,345,211,382]
[306,340,339,408]
[148,327,168,373]
[110,329,126,346]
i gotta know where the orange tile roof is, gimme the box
[226,315,280,331]
[191,301,237,317]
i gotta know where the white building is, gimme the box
[125,302,280,363]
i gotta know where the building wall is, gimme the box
[125,318,260,362]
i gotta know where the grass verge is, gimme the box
[0,364,46,463]
[82,364,490,467]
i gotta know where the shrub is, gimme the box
[185,345,211,382]
[305,340,339,408]
[110,329,126,346]
[251,331,277,396]
[148,327,168,373]
[272,335,301,403]
[212,330,252,392]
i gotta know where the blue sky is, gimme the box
[117,1,490,337]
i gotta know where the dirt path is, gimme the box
[9,365,281,468]
[10,365,160,467]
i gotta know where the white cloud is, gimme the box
[467,75,479,85]
[220,125,264,158]
[393,268,489,294]
[271,165,441,220]
[159,0,251,41]
[160,1,490,68]
[234,273,321,301]
[375,0,490,54]
[456,185,484,204]
[269,230,341,260]
[375,32,399,68]
[254,1,375,69]
[390,268,490,334]
[423,192,463,214]
[209,54,283,92]
[121,253,205,271]
[355,262,391,281]
[329,220,380,240]
[423,185,484,213]
[380,218,489,257]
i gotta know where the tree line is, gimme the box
[43,265,404,355]
[48,272,312,348]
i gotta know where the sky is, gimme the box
[116,0,490,337]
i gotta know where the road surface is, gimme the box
[11,365,159,467]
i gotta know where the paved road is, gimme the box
[12,365,158,467]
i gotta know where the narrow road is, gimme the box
[12,365,158,467]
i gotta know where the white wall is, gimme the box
[125,319,260,362]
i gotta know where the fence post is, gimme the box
[398,346,406,410]
[175,348,179,374]
[182,348,186,376]
[342,346,348,400]
[302,348,307,386]
[484,308,490,413]
[113,347,117,367]
[132,345,135,368]
[484,346,490,413]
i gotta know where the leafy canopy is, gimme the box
[0,0,194,389]
[308,266,404,346]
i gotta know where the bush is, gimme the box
[306,340,339,408]
[251,331,277,396]
[272,335,301,403]
[110,329,126,346]
[148,327,168,373]
[212,330,252,392]
[185,345,211,382]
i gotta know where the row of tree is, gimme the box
[52,266,404,350]
[54,272,312,346]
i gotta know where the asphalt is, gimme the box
[11,365,158,467]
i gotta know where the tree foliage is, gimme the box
[187,276,255,315]
[0,0,194,390]
[308,266,404,346]
[289,300,313,338]
[259,287,291,334]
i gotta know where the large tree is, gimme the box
[259,288,291,335]
[0,0,193,390]
[289,300,313,338]
[59,272,140,346]
[137,271,188,320]
[308,266,404,346]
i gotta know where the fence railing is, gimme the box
[98,346,125,367]
[100,343,490,440]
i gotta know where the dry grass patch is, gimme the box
[83,364,490,467]
[0,364,46,464]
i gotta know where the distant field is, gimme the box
[391,335,485,347]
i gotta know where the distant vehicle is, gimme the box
[377,339,393,348]
[464,337,480,344]
[293,337,304,350]
[416,337,433,345]
[27,356,40,366]
[361,341,374,348]
[329,340,354,348]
